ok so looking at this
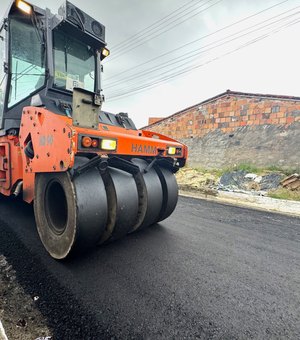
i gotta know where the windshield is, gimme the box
[8,17,46,108]
[53,29,95,92]
[0,25,6,116]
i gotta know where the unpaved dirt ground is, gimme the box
[176,168,219,195]
[0,255,52,340]
[176,167,299,199]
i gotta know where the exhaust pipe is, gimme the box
[13,181,23,197]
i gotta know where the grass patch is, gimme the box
[234,163,260,173]
[189,163,299,177]
[192,163,260,177]
[265,165,284,172]
[192,167,229,177]
[266,165,300,175]
[268,188,300,201]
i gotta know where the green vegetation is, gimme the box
[265,165,283,172]
[265,165,300,175]
[192,163,260,177]
[268,188,300,202]
[191,163,299,177]
[233,163,260,174]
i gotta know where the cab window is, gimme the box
[0,24,6,116]
[8,16,46,108]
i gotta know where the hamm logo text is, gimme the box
[131,144,157,154]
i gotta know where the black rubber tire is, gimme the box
[99,167,139,244]
[130,158,163,231]
[34,170,108,259]
[155,166,179,222]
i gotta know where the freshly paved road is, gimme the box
[0,196,300,339]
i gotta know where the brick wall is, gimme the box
[148,117,163,125]
[146,92,300,169]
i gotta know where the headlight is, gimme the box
[101,139,117,151]
[167,146,182,156]
[167,147,176,155]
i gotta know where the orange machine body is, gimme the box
[0,106,188,203]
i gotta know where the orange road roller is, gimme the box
[0,0,187,259]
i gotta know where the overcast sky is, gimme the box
[1,0,300,127]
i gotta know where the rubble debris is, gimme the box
[260,173,283,190]
[280,174,300,191]
[176,168,218,193]
[218,171,284,192]
[218,170,247,191]
[254,176,263,183]
[244,173,258,180]
[177,168,299,201]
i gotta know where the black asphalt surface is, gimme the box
[0,195,300,339]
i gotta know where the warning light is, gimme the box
[91,139,99,148]
[101,47,110,60]
[16,0,32,14]
[82,136,92,148]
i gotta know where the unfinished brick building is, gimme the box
[146,90,300,169]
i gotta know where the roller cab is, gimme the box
[0,0,187,259]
